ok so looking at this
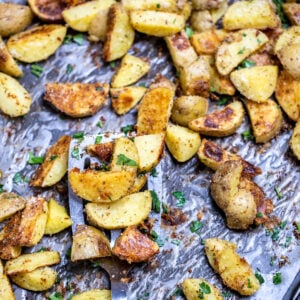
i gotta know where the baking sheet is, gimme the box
[1,1,300,299]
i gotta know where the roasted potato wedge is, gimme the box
[134,133,165,172]
[10,266,57,291]
[71,225,111,262]
[216,29,268,75]
[189,101,245,137]
[283,3,300,25]
[210,0,228,24]
[7,25,66,63]
[0,3,33,37]
[69,168,136,203]
[111,86,146,115]
[165,123,201,162]
[190,10,214,33]
[62,0,115,32]
[45,198,72,235]
[44,83,109,118]
[245,99,283,143]
[111,54,150,88]
[0,260,15,300]
[72,289,111,300]
[291,120,300,160]
[30,135,71,187]
[130,10,185,37]
[128,174,147,194]
[191,0,223,10]
[88,8,109,42]
[86,191,152,229]
[205,238,260,296]
[230,66,278,103]
[0,192,26,222]
[0,72,32,117]
[28,0,65,22]
[112,226,159,263]
[274,26,300,54]
[102,3,134,62]
[123,0,177,11]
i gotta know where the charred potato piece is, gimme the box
[190,10,214,33]
[283,3,300,25]
[205,238,260,296]
[44,83,109,118]
[191,0,224,10]
[112,226,159,263]
[28,0,65,22]
[123,0,177,11]
[88,8,109,42]
[0,260,15,300]
[0,192,26,222]
[291,120,300,160]
[72,289,111,300]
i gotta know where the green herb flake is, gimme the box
[273,272,282,285]
[150,190,161,213]
[274,187,283,199]
[216,95,230,106]
[172,191,186,208]
[64,34,72,44]
[255,271,265,284]
[256,212,263,218]
[121,124,134,135]
[271,227,280,241]
[190,220,203,233]
[116,154,137,166]
[171,239,180,246]
[139,82,147,87]
[49,292,63,300]
[66,64,73,74]
[242,130,254,141]
[28,152,44,165]
[150,230,164,247]
[296,223,300,233]
[285,236,292,248]
[50,155,58,161]
[156,3,161,8]
[162,202,169,213]
[71,147,80,160]
[238,60,255,69]
[247,278,252,288]
[237,47,246,55]
[73,33,84,45]
[198,282,211,299]
[37,246,47,252]
[221,291,231,298]
[257,38,262,44]
[97,121,103,128]
[242,33,247,37]
[72,132,84,139]
[65,247,72,259]
[272,0,289,28]
[31,64,44,77]
[265,228,271,236]
[172,287,183,296]
[92,261,100,268]
[185,26,194,38]
[110,61,116,68]
[95,136,102,144]
[270,256,275,266]
[151,168,158,177]
[13,173,24,184]
[279,220,287,229]
[0,184,4,193]
[96,86,103,91]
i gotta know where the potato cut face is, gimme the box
[128,174,147,194]
[123,0,177,11]
[44,83,109,118]
[0,273,15,299]
[274,26,300,54]
[111,54,150,88]
[291,121,300,160]
[230,66,278,103]
[69,168,136,203]
[210,0,228,24]
[189,101,245,137]
[0,192,26,222]
[88,8,109,42]
[7,25,66,63]
[28,0,65,22]
[86,191,152,229]
[130,10,185,37]
[72,289,111,300]
[0,72,32,117]
[283,4,300,26]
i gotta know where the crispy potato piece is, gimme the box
[189,101,245,137]
[275,70,300,121]
[112,226,159,263]
[216,29,268,76]
[45,198,72,235]
[0,192,26,222]
[102,3,134,62]
[210,0,228,24]
[123,0,177,11]
[191,0,223,10]
[205,238,260,296]
[10,266,56,291]
[0,72,32,117]
[274,26,300,54]
[87,141,114,161]
[190,10,214,33]
[165,30,197,70]
[7,25,66,63]
[0,260,15,300]
[223,0,279,30]
[0,3,33,37]
[88,9,109,42]
[134,133,165,172]
[165,123,201,162]
[62,0,115,32]
[130,10,185,37]
[28,0,65,22]
[111,86,146,115]
[128,174,147,194]
[245,99,283,143]
[230,66,278,103]
[44,83,109,118]
[182,278,223,300]
[111,54,150,88]
[72,289,111,300]
[149,74,176,91]
[69,168,136,203]
[283,3,300,25]
[5,251,60,276]
[291,120,300,160]
[86,191,152,229]
[30,135,71,187]
[71,225,111,262]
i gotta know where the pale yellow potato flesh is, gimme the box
[71,289,112,300]
[210,0,228,24]
[123,0,177,11]
[274,26,300,54]
[0,271,15,300]
[0,192,26,222]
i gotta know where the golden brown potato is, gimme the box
[128,174,147,194]
[112,226,159,263]
[71,225,111,262]
[72,289,111,300]
[191,0,224,10]
[189,101,245,137]
[30,135,71,187]
[0,3,33,37]
[123,0,177,11]
[88,8,109,42]
[0,192,26,222]
[0,260,15,300]
[28,0,65,22]
[205,238,260,296]
[291,120,300,160]
[44,83,109,118]
[87,141,114,161]
[190,10,214,33]
[283,3,300,25]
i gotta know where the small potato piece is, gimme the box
[134,133,165,172]
[71,225,111,262]
[0,3,33,37]
[192,0,224,10]
[189,101,245,137]
[230,66,278,103]
[87,142,114,161]
[216,29,268,76]
[0,72,32,117]
[7,25,66,63]
[88,9,109,42]
[291,120,300,160]
[5,251,60,276]
[130,10,185,37]
[165,123,201,162]
[28,0,65,22]
[123,0,177,11]
[30,135,71,187]
[72,289,111,300]
[182,278,223,300]
[245,99,283,143]
[0,260,15,300]
[128,174,147,194]
[45,198,72,235]
[205,238,260,296]
[10,267,56,291]
[0,192,26,222]
[223,0,279,30]
[210,0,228,24]
[274,26,300,54]
[86,191,152,229]
[283,3,300,25]
[44,83,109,118]
[190,10,214,33]
[112,226,159,263]
[111,54,150,88]
[103,3,134,62]
[111,86,146,115]
[69,168,136,203]
[171,96,208,127]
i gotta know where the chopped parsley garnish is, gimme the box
[92,261,100,268]
[96,86,103,91]
[116,154,137,166]
[198,282,211,299]
[271,227,280,241]
[63,34,72,44]
[279,221,287,229]
[265,229,271,236]
[273,272,282,285]
[255,271,265,284]
[238,60,255,69]
[73,33,84,45]
[71,147,80,159]
[151,190,161,213]
[156,3,161,9]
[72,132,84,139]
[185,26,194,38]
[272,0,289,28]
[65,247,72,259]
[172,191,186,208]
[274,187,283,199]
[97,121,103,128]
[172,287,184,296]
[237,47,246,55]
[221,291,231,298]
[13,172,25,184]
[296,223,300,233]
[66,64,73,74]
[50,155,58,161]
[242,130,254,141]
[216,95,230,106]
[257,38,262,44]
[28,152,44,165]
[256,212,263,218]
[31,64,44,77]
[95,136,102,144]
[247,278,252,288]
[171,239,180,246]
[190,220,203,233]
[110,61,116,68]
[151,168,158,177]
[285,236,292,247]
[0,184,4,193]
[270,256,275,266]
[121,124,134,135]
[150,230,164,247]
[242,33,247,37]
[162,202,168,213]
[139,82,147,87]
[37,247,47,252]
[48,292,63,300]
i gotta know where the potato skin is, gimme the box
[278,43,300,80]
[291,120,300,160]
